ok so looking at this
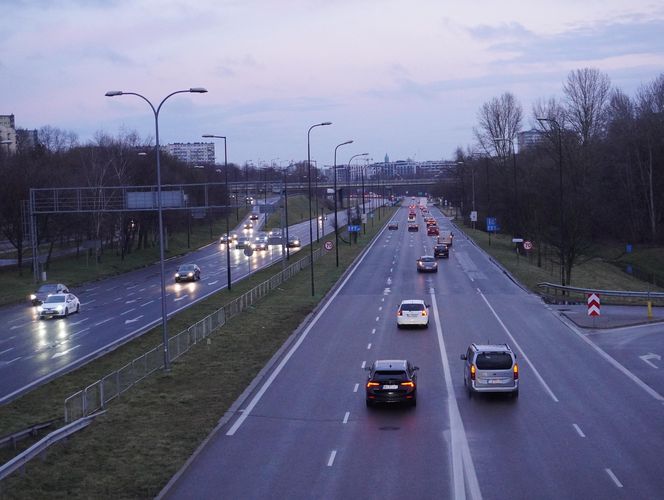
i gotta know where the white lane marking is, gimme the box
[120,308,136,316]
[84,286,99,292]
[1,357,22,366]
[52,345,81,359]
[138,288,146,292]
[68,318,89,326]
[371,328,376,335]
[343,411,350,424]
[361,361,366,369]
[375,316,379,322]
[558,317,664,402]
[71,328,90,339]
[114,297,122,301]
[353,383,359,393]
[430,292,482,500]
[124,315,144,325]
[367,343,372,350]
[208,280,219,286]
[378,306,383,311]
[390,268,393,272]
[381,297,385,302]
[479,292,559,403]
[10,325,27,331]
[126,299,137,304]
[327,450,337,467]
[140,300,154,308]
[573,424,586,437]
[81,299,96,306]
[226,221,390,437]
[605,468,623,488]
[94,318,113,326]
[469,276,474,282]
[174,295,189,302]
[0,347,15,356]
[639,353,660,369]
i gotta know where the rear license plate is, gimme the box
[382,385,398,390]
[488,379,503,384]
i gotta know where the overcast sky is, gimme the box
[2,0,663,166]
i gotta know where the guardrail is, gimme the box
[537,282,664,305]
[0,413,101,482]
[0,419,59,450]
[64,248,323,423]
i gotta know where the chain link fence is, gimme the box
[64,248,323,422]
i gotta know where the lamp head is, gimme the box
[321,121,332,126]
[190,87,208,93]
[105,90,123,97]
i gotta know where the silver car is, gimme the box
[416,255,438,273]
[460,344,519,398]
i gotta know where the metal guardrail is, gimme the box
[0,413,101,482]
[537,282,664,302]
[0,419,59,450]
[64,248,323,423]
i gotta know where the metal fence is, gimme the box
[64,248,323,423]
[537,282,664,306]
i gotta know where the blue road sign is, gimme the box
[348,225,361,233]
[486,217,500,232]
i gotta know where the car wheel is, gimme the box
[512,389,519,400]
[424,321,429,329]
[39,315,44,320]
[366,399,374,408]
[76,304,80,313]
[64,308,69,318]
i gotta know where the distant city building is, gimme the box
[517,129,544,151]
[163,142,215,165]
[0,114,17,154]
[16,128,39,151]
[326,158,458,181]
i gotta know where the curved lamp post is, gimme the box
[333,141,353,267]
[307,122,332,296]
[106,87,207,370]
[202,134,232,292]
[348,153,369,235]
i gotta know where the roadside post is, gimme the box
[512,238,524,264]
[587,293,601,328]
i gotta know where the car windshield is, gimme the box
[400,303,424,311]
[38,285,58,293]
[44,295,66,303]
[476,352,513,370]
[178,265,195,272]
[373,370,408,382]
[419,257,435,262]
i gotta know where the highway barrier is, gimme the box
[537,282,664,306]
[64,248,323,423]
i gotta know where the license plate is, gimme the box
[488,379,503,384]
[382,385,398,390]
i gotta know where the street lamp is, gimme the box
[537,117,565,288]
[202,134,232,292]
[333,141,353,267]
[493,137,519,237]
[106,87,207,371]
[348,153,369,234]
[307,121,332,296]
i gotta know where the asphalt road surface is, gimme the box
[162,199,664,500]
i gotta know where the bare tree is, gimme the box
[563,68,611,146]
[474,92,523,157]
[38,126,79,152]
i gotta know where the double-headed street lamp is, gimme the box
[333,141,354,267]
[537,116,565,288]
[202,134,232,292]
[307,122,332,296]
[105,87,208,371]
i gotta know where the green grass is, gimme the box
[264,195,332,230]
[0,208,396,499]
[0,210,249,308]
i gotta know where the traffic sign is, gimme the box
[244,246,254,257]
[486,217,500,232]
[470,211,477,222]
[512,238,524,243]
[324,240,334,251]
[587,293,601,317]
[523,240,533,251]
[348,225,361,233]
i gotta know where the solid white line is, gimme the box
[327,450,337,467]
[94,318,113,326]
[225,222,390,436]
[430,292,482,500]
[605,468,623,488]
[367,343,372,350]
[559,317,664,402]
[573,424,586,438]
[479,292,559,403]
[353,383,359,393]
[174,295,188,302]
[343,411,350,424]
[361,361,366,369]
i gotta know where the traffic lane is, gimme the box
[455,290,664,497]
[586,323,664,394]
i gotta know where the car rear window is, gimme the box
[373,371,408,382]
[476,352,513,370]
[400,303,424,311]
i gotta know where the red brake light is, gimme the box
[513,363,519,380]
[400,381,415,388]
[421,309,427,316]
[366,381,380,388]
[397,310,402,316]
[470,364,476,380]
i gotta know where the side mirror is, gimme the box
[364,366,371,372]
[460,354,467,360]
[426,304,430,308]
[413,366,420,371]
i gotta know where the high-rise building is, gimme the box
[0,114,17,154]
[517,129,544,151]
[163,142,215,165]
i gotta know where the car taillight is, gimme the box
[366,381,380,388]
[513,364,519,380]
[397,310,402,316]
[421,310,427,316]
[470,364,476,380]
[400,381,415,388]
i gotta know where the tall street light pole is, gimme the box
[307,122,332,296]
[202,134,232,291]
[333,140,353,267]
[538,117,565,288]
[348,153,369,234]
[106,87,207,371]
[493,137,519,237]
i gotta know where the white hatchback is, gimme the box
[396,299,429,329]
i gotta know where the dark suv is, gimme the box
[365,359,419,407]
[460,344,519,398]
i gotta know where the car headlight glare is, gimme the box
[30,294,37,301]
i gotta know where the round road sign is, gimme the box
[324,240,334,251]
[244,246,254,257]
[523,240,533,251]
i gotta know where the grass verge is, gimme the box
[0,208,396,499]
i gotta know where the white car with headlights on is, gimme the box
[38,293,80,320]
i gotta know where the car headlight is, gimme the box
[188,272,193,277]
[37,305,43,313]
[30,294,37,301]
[175,273,179,278]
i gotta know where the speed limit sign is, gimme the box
[324,240,334,251]
[523,240,533,251]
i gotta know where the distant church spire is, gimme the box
[384,154,389,163]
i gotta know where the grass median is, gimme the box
[0,208,396,499]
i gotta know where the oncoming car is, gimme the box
[30,283,69,306]
[417,255,438,272]
[287,236,301,248]
[365,359,419,407]
[174,264,201,282]
[396,299,429,329]
[460,344,519,398]
[38,293,80,319]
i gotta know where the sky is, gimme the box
[2,0,664,166]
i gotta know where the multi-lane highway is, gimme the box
[161,199,664,500]
[0,203,360,403]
